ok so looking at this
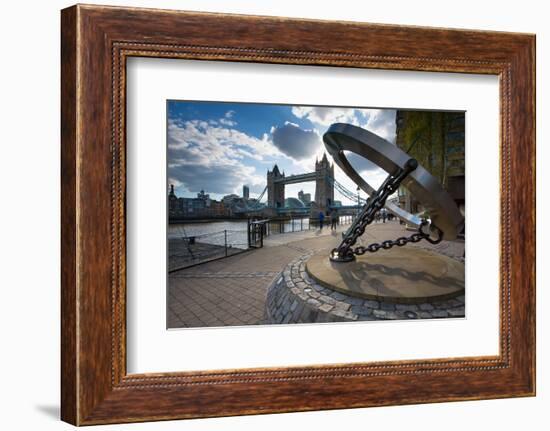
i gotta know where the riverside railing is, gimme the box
[266,215,356,235]
[168,216,358,272]
[168,228,249,272]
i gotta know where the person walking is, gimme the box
[330,209,338,230]
[318,210,325,230]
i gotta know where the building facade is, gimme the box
[395,110,465,217]
[298,190,311,205]
[168,185,230,220]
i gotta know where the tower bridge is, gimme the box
[273,172,316,185]
[267,154,334,214]
[232,154,373,217]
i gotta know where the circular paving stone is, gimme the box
[306,247,464,304]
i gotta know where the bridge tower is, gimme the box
[314,153,334,213]
[267,164,285,208]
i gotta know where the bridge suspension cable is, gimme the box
[326,175,367,205]
[254,185,268,204]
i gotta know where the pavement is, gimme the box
[167,220,465,328]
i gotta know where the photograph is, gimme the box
[166,101,466,328]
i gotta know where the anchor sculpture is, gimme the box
[322,123,464,263]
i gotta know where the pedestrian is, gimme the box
[330,209,338,230]
[319,210,325,230]
[382,209,387,223]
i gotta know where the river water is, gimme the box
[168,218,314,249]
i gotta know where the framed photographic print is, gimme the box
[164,101,466,330]
[61,4,535,425]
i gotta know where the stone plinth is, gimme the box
[306,248,465,304]
[264,251,465,324]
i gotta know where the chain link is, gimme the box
[330,158,444,262]
[352,221,443,256]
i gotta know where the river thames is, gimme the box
[168,217,315,249]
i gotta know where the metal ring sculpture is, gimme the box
[323,123,464,241]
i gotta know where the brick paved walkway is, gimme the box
[168,221,464,328]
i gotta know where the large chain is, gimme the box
[330,158,443,262]
[352,220,443,255]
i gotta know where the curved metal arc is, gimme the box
[323,123,464,240]
[325,132,423,228]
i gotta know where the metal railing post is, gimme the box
[247,218,251,248]
[224,230,228,257]
[260,224,264,248]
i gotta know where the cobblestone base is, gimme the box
[265,253,465,324]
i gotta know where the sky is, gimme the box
[167,101,397,205]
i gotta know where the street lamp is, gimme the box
[356,185,360,216]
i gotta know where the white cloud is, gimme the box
[168,119,281,162]
[167,119,278,197]
[167,106,398,202]
[219,118,237,126]
[291,106,360,126]
[289,107,397,201]
[168,177,183,187]
[356,109,397,144]
[292,106,397,144]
